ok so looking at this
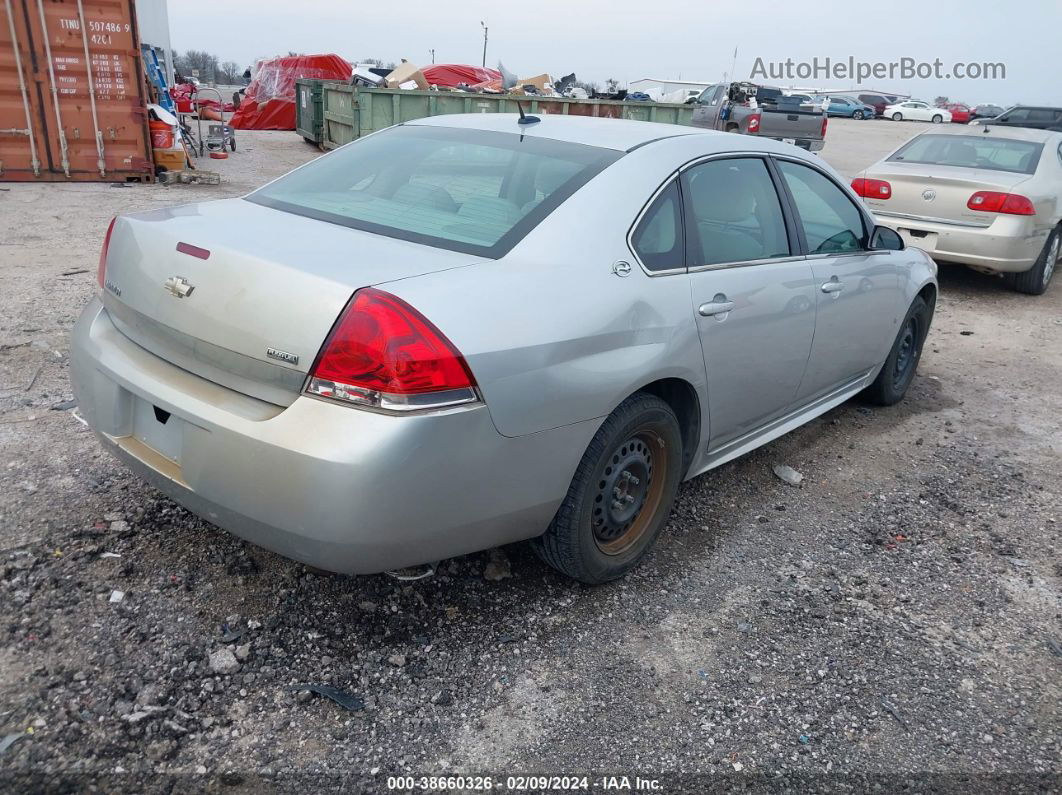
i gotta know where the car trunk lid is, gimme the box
[100,198,483,406]
[862,162,1033,226]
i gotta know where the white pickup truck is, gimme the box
[691,82,827,152]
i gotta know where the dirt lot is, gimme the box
[1,119,1059,792]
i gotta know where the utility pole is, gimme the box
[480,21,488,68]
[430,48,435,64]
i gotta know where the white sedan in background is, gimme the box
[886,101,952,124]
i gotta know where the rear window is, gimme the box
[888,134,1043,174]
[248,125,620,257]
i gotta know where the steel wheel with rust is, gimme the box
[532,393,683,584]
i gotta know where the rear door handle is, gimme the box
[821,280,844,294]
[699,298,736,316]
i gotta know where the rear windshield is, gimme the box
[887,134,1043,174]
[247,125,620,257]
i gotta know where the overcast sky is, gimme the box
[169,0,1060,105]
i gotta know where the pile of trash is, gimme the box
[357,59,591,99]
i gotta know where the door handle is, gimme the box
[699,298,736,316]
[820,279,844,294]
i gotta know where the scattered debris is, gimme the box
[286,684,364,712]
[1047,636,1062,658]
[50,399,77,411]
[0,733,26,755]
[881,699,910,732]
[158,169,221,185]
[219,624,245,643]
[108,590,125,604]
[960,330,975,336]
[209,647,240,675]
[483,548,512,582]
[60,269,89,277]
[773,465,804,486]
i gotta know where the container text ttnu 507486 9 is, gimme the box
[1,0,153,182]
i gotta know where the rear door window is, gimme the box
[682,158,791,266]
[776,160,866,254]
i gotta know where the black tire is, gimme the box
[931,114,943,124]
[892,112,903,121]
[531,393,683,584]
[1007,226,1060,295]
[853,110,865,120]
[229,136,236,152]
[863,296,931,406]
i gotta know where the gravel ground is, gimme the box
[1,122,1060,793]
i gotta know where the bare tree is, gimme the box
[605,77,619,93]
[934,95,950,107]
[175,50,219,82]
[219,61,241,83]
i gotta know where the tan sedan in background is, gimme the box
[852,126,1062,294]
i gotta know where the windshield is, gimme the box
[248,125,621,257]
[887,134,1043,174]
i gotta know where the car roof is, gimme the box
[407,113,705,152]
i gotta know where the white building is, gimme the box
[135,0,174,84]
[628,78,713,103]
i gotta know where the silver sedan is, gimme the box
[71,114,937,584]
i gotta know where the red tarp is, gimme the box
[421,64,502,88]
[230,54,352,130]
[170,83,234,115]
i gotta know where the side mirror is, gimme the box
[870,225,904,251]
[999,116,1009,122]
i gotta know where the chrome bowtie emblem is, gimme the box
[922,189,936,202]
[164,276,194,298]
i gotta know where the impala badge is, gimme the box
[266,347,299,365]
[922,189,936,202]
[164,276,194,298]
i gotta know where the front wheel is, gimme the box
[931,114,943,124]
[863,296,931,406]
[892,112,903,121]
[853,110,865,120]
[1008,226,1060,295]
[531,393,683,584]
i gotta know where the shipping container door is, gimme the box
[1,0,152,182]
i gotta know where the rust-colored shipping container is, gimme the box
[1,0,153,182]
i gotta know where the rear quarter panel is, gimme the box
[381,139,711,440]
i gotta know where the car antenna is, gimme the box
[516,101,540,125]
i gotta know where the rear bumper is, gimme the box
[767,136,825,152]
[70,298,594,574]
[872,212,1044,272]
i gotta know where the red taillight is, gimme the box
[306,288,478,411]
[97,217,117,289]
[967,191,1036,215]
[747,113,761,133]
[821,115,828,138]
[851,177,892,200]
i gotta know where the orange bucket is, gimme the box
[149,119,174,149]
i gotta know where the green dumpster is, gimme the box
[295,79,325,145]
[319,86,695,150]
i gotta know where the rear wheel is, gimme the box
[931,114,944,123]
[1008,226,1060,295]
[892,112,903,121]
[863,296,931,405]
[531,393,683,584]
